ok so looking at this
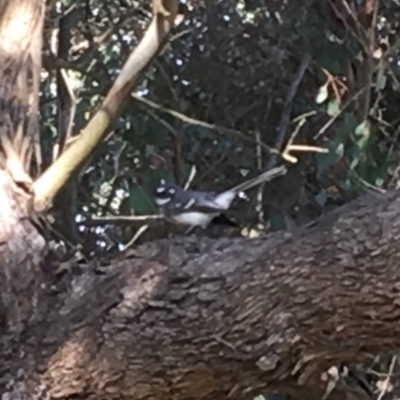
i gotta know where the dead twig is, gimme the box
[274,52,311,155]
[377,355,396,400]
[132,93,278,156]
[55,68,78,158]
[183,165,196,190]
[263,53,311,169]
[122,224,150,250]
[281,112,328,163]
[89,215,162,223]
[314,87,367,140]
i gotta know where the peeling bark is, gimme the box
[0,0,44,179]
[2,190,400,400]
[0,0,46,337]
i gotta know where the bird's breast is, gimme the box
[171,211,217,228]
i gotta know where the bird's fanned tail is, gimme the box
[229,165,287,193]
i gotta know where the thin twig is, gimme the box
[281,112,326,163]
[327,0,369,55]
[132,93,278,155]
[55,68,77,158]
[292,110,317,123]
[286,145,328,153]
[274,53,311,153]
[122,224,150,250]
[88,215,162,224]
[314,87,367,140]
[344,159,386,194]
[377,356,396,400]
[184,165,196,189]
[255,130,264,222]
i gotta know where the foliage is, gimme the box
[39,0,400,254]
[33,0,400,398]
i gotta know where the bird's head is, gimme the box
[153,181,181,207]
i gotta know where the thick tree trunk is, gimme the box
[0,0,46,335]
[2,189,400,400]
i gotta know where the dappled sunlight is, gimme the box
[0,3,42,55]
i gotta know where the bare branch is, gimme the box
[132,93,278,155]
[33,0,179,212]
[275,53,311,153]
[5,190,400,400]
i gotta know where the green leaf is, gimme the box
[355,120,369,136]
[342,113,358,134]
[375,177,384,187]
[356,159,387,189]
[315,83,329,104]
[347,145,361,169]
[338,178,352,191]
[326,99,340,116]
[128,185,157,215]
[316,139,344,174]
[352,120,371,151]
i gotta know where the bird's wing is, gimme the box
[161,189,227,216]
[184,190,229,213]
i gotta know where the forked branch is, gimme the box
[33,0,179,212]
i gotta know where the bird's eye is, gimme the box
[156,187,166,194]
[168,188,176,194]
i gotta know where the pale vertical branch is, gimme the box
[0,0,44,197]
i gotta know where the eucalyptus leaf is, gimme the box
[316,139,344,174]
[128,185,157,215]
[327,100,340,116]
[315,83,329,104]
[355,120,369,136]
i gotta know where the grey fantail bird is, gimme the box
[153,165,287,229]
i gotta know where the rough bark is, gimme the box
[0,0,47,337]
[2,189,400,400]
[0,0,44,179]
[0,1,395,399]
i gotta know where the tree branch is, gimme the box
[5,190,400,400]
[33,0,179,212]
